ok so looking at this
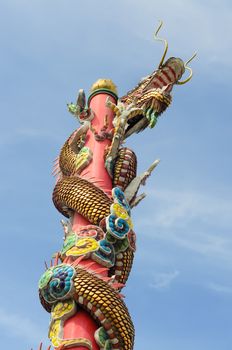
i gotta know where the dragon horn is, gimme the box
[177,52,197,85]
[154,20,168,68]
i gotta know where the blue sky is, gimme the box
[0,1,232,349]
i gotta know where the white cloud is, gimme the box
[208,282,232,294]
[148,189,232,229]
[150,270,180,289]
[135,187,232,263]
[0,307,44,344]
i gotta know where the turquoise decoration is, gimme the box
[39,264,75,303]
[104,187,133,254]
[92,239,115,267]
[106,214,130,239]
[112,187,130,214]
[99,239,113,255]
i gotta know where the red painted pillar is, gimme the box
[63,82,117,350]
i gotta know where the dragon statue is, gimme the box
[37,22,195,350]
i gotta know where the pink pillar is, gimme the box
[63,90,117,350]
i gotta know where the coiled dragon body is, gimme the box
[38,21,195,350]
[41,120,138,349]
[39,263,134,350]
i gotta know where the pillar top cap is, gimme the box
[90,78,118,95]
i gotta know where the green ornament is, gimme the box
[61,233,76,255]
[95,327,111,348]
[79,146,89,155]
[38,268,53,289]
[149,113,157,128]
[114,237,129,254]
[105,232,116,244]
[104,340,112,350]
[67,103,79,115]
[145,107,158,128]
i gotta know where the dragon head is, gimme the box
[120,21,196,137]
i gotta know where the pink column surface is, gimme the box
[63,91,116,350]
[72,92,115,232]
